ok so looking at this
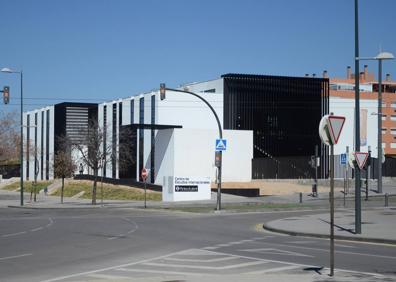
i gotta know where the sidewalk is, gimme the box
[263,208,396,244]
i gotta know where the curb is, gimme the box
[262,222,396,245]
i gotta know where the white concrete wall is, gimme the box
[156,90,223,130]
[155,128,252,184]
[23,106,54,181]
[330,97,378,157]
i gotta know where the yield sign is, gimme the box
[354,152,369,169]
[328,116,346,145]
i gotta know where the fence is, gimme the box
[0,164,20,179]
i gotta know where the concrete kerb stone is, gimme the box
[262,221,396,245]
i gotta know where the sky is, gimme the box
[0,0,395,111]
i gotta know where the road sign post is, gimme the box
[141,168,148,208]
[319,114,345,277]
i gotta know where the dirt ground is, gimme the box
[212,180,331,196]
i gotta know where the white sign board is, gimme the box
[162,176,211,202]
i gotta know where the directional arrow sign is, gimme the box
[328,115,345,145]
[354,152,369,170]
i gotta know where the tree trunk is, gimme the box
[92,169,97,205]
[61,176,64,204]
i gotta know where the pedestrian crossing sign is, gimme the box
[215,139,227,151]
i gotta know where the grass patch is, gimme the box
[53,180,162,201]
[2,180,52,193]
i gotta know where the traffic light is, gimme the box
[160,83,166,100]
[3,86,9,104]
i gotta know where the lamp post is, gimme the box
[357,52,394,194]
[1,68,24,206]
[160,84,223,210]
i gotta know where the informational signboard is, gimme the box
[215,139,227,151]
[340,153,347,165]
[162,176,211,202]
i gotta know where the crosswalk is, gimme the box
[47,237,390,282]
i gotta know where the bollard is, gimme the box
[299,192,303,204]
[385,193,389,207]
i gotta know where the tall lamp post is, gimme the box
[357,52,394,194]
[159,84,223,211]
[1,68,24,206]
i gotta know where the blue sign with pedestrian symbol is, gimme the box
[215,139,227,151]
[340,153,347,165]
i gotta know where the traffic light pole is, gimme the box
[162,86,223,211]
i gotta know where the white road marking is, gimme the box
[1,217,54,238]
[0,253,32,261]
[87,273,131,279]
[117,267,201,276]
[246,265,300,274]
[240,248,313,257]
[165,256,237,263]
[40,249,200,282]
[107,218,138,240]
[202,246,219,250]
[142,260,268,270]
[2,231,26,237]
[258,241,396,260]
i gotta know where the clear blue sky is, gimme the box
[1,0,395,111]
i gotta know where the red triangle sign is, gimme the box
[354,152,368,169]
[328,116,346,145]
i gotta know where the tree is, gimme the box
[71,119,111,205]
[53,142,76,203]
[0,111,19,163]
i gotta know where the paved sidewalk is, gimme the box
[264,208,396,244]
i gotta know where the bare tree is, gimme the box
[71,119,111,205]
[53,137,76,203]
[0,111,19,163]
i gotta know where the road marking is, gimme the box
[257,241,396,260]
[40,249,200,282]
[240,248,313,257]
[87,273,131,279]
[1,217,54,238]
[117,267,201,276]
[202,246,219,250]
[107,218,138,240]
[0,253,32,261]
[2,231,26,237]
[142,260,268,270]
[166,256,237,263]
[246,265,300,274]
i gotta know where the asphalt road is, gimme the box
[0,207,395,282]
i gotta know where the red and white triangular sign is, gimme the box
[354,152,368,169]
[328,116,346,145]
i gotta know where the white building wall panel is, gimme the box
[330,97,378,158]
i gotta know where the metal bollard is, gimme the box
[299,192,303,203]
[385,193,389,207]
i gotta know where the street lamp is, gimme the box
[1,67,24,206]
[358,51,394,194]
[160,84,223,211]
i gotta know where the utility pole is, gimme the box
[354,0,362,234]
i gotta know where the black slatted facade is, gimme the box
[222,74,329,178]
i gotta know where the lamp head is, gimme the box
[375,52,395,60]
[1,67,14,73]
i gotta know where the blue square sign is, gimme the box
[215,139,227,151]
[340,153,347,165]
